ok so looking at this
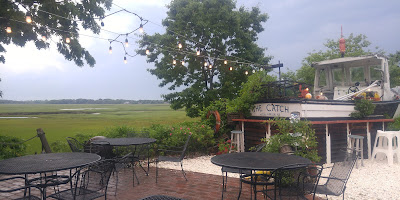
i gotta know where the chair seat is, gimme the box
[48,188,104,200]
[13,196,41,200]
[158,156,182,163]
[140,195,185,200]
[315,184,342,196]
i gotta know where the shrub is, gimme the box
[350,99,376,119]
[144,121,215,154]
[0,135,27,159]
[216,139,233,155]
[262,118,320,163]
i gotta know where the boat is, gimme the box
[250,55,400,120]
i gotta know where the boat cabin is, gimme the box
[312,55,394,101]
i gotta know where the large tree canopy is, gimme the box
[0,0,112,66]
[138,0,270,117]
[389,51,400,87]
[295,33,383,86]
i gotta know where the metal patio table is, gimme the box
[211,152,311,200]
[0,152,101,199]
[90,137,157,184]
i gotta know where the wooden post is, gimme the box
[367,122,371,159]
[326,124,331,164]
[36,128,52,153]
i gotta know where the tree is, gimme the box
[138,0,270,117]
[389,51,400,87]
[0,0,112,66]
[297,33,383,86]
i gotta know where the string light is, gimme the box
[245,71,248,75]
[124,56,127,64]
[145,49,150,55]
[139,23,144,33]
[229,66,233,71]
[181,60,185,65]
[26,12,32,23]
[209,65,212,69]
[109,45,112,54]
[173,59,176,65]
[4,2,269,71]
[101,21,104,27]
[125,37,129,47]
[6,26,12,33]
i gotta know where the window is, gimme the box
[350,66,364,83]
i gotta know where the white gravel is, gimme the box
[155,156,400,200]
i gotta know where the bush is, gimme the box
[262,118,320,163]
[350,99,376,119]
[0,135,27,159]
[144,121,215,154]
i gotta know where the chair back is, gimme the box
[78,160,114,196]
[324,151,357,195]
[179,134,192,161]
[250,143,266,152]
[86,141,115,159]
[66,137,84,152]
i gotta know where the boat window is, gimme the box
[350,66,364,83]
[370,66,381,81]
[318,69,327,87]
[333,67,344,86]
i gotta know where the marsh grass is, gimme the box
[0,104,196,154]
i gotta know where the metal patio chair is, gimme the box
[309,150,357,200]
[155,134,191,183]
[221,143,266,192]
[48,159,114,200]
[66,137,85,152]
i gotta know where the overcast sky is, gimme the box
[1,0,400,101]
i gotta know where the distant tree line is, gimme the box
[0,99,166,104]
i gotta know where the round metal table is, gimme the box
[0,152,101,199]
[90,137,156,146]
[0,152,101,175]
[211,152,311,170]
[211,152,311,200]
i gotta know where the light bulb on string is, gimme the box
[229,66,233,71]
[224,60,228,65]
[65,37,70,43]
[196,49,200,56]
[204,62,208,67]
[101,21,104,27]
[245,71,249,75]
[178,43,182,49]
[146,49,150,55]
[252,70,255,73]
[124,56,127,64]
[26,12,32,23]
[139,24,144,33]
[181,60,185,65]
[109,45,112,54]
[173,59,176,65]
[125,37,129,47]
[209,65,212,69]
[41,35,47,41]
[6,26,12,33]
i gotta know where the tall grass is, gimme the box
[0,104,197,154]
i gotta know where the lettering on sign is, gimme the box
[252,103,290,117]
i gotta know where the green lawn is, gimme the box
[0,104,196,154]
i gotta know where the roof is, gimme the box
[312,55,385,68]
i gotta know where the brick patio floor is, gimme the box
[1,166,319,200]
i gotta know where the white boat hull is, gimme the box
[251,100,400,120]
